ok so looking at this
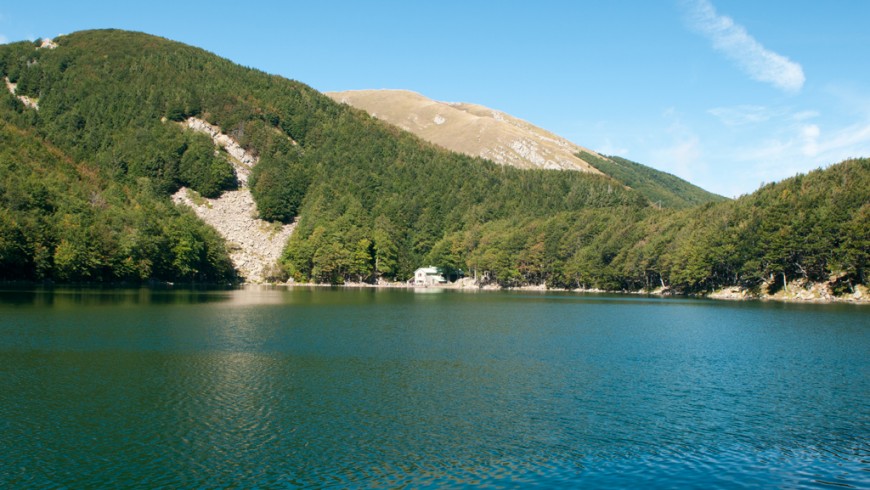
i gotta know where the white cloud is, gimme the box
[651,108,705,180]
[595,139,629,157]
[708,105,774,126]
[809,122,870,157]
[800,124,820,156]
[736,121,870,184]
[710,105,821,128]
[654,137,702,179]
[682,0,805,93]
[0,34,7,45]
[791,110,819,122]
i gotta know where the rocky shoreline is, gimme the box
[274,279,869,305]
[706,283,868,305]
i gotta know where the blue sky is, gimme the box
[2,1,869,197]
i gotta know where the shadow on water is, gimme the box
[1,285,863,312]
[0,286,235,308]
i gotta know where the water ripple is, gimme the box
[1,289,868,488]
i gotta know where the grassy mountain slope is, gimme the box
[328,89,724,209]
[326,89,603,173]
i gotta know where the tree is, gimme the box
[372,215,399,279]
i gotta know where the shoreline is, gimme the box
[2,279,866,305]
[272,280,869,305]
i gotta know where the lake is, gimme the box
[0,287,867,488]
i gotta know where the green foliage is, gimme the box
[0,30,653,284]
[249,154,309,223]
[178,133,236,198]
[0,120,236,283]
[578,152,727,209]
[399,159,868,292]
[0,30,866,293]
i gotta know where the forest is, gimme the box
[0,30,866,294]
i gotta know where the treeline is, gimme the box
[579,152,727,209]
[276,155,867,291]
[422,159,868,293]
[0,30,866,292]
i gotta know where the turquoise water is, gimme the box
[0,287,867,488]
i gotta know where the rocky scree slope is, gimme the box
[172,118,294,283]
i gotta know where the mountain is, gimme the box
[0,30,866,298]
[327,89,602,172]
[327,89,723,209]
[0,30,645,284]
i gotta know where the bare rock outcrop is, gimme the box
[4,77,39,110]
[2,39,56,109]
[39,38,58,50]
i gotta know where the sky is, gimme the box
[2,0,869,197]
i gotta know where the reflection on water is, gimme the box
[0,287,867,488]
[0,287,234,307]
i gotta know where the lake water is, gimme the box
[0,287,867,488]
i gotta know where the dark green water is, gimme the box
[0,287,867,488]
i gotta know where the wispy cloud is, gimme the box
[791,110,820,122]
[0,34,7,45]
[708,105,775,126]
[804,122,870,158]
[595,138,629,157]
[737,121,870,184]
[800,124,821,157]
[682,0,805,93]
[654,137,701,180]
[651,108,705,180]
[708,105,820,127]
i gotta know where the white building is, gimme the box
[413,266,447,286]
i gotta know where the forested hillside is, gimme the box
[0,30,645,283]
[0,30,866,295]
[0,117,235,283]
[445,159,867,294]
[578,152,727,209]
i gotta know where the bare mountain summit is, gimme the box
[326,89,603,173]
[327,89,725,209]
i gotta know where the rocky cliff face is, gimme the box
[172,118,294,283]
[327,89,604,173]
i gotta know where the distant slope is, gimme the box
[578,152,727,208]
[327,89,602,173]
[327,89,723,209]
